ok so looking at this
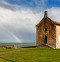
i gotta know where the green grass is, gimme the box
[0,48,60,62]
[0,48,21,52]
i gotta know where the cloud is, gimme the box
[0,1,22,11]
[47,7,60,22]
[34,0,47,6]
[0,0,60,43]
[0,1,44,43]
[4,0,47,11]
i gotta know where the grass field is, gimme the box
[0,48,60,62]
[0,48,21,53]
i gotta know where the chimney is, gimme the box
[44,11,48,18]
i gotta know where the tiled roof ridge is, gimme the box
[47,17,60,25]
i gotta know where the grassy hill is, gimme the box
[0,48,60,62]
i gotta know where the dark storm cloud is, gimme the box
[0,1,23,11]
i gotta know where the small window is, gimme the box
[44,27,47,31]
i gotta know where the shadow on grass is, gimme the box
[0,57,14,62]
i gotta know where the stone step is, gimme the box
[39,44,55,49]
[46,44,55,49]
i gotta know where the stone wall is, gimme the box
[36,17,56,48]
[0,45,16,48]
[56,25,60,48]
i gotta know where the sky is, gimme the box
[0,0,60,43]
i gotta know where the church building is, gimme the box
[36,11,60,49]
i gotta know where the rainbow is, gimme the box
[1,24,22,43]
[8,31,22,43]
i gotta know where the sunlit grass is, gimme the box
[0,48,60,62]
[0,48,21,52]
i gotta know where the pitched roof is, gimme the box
[36,11,60,26]
[52,21,60,25]
[47,17,60,25]
[36,17,60,27]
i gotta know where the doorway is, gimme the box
[44,35,47,44]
